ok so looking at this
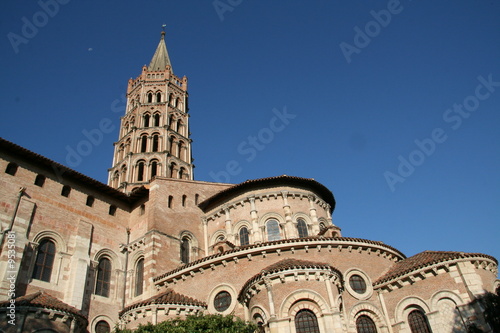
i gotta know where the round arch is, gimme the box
[394,296,431,323]
[280,290,329,318]
[90,315,114,333]
[430,290,464,311]
[93,248,122,271]
[349,302,387,331]
[32,230,67,253]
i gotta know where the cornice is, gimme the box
[153,237,405,287]
[204,190,330,222]
[374,256,498,293]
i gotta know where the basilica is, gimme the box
[0,31,498,333]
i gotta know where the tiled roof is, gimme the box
[198,175,335,212]
[0,137,148,205]
[120,289,206,315]
[375,250,498,285]
[154,236,406,283]
[239,258,343,302]
[260,258,333,274]
[0,291,86,319]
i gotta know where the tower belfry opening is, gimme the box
[108,30,193,192]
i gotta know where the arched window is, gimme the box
[295,309,320,333]
[95,258,111,297]
[169,136,175,155]
[120,165,127,184]
[112,171,119,188]
[137,161,145,181]
[5,163,18,176]
[253,314,265,333]
[356,315,377,333]
[147,92,153,103]
[154,113,161,127]
[135,258,144,297]
[150,160,158,179]
[177,119,183,134]
[178,141,185,160]
[239,227,249,246]
[95,320,111,333]
[32,239,56,282]
[266,219,281,241]
[152,134,159,152]
[180,237,190,264]
[297,218,308,238]
[143,114,150,127]
[179,167,185,180]
[169,93,174,106]
[169,115,174,129]
[118,143,124,161]
[182,195,187,206]
[408,309,432,333]
[169,163,177,178]
[140,135,148,152]
[156,92,161,103]
[168,195,173,208]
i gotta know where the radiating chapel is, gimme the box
[0,31,498,333]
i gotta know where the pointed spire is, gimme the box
[148,29,172,72]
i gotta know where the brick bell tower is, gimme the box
[108,30,193,192]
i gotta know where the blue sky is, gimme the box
[1,1,499,265]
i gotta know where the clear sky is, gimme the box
[1,1,499,265]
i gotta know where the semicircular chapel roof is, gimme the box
[0,291,86,320]
[199,175,335,212]
[239,258,343,301]
[374,250,498,286]
[120,289,206,316]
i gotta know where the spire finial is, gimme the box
[161,24,166,38]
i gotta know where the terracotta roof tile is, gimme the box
[239,258,343,301]
[154,236,405,283]
[120,289,206,315]
[375,250,498,285]
[198,175,335,212]
[0,137,147,205]
[0,291,86,319]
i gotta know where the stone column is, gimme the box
[308,195,319,235]
[249,196,261,243]
[223,205,234,243]
[264,278,279,333]
[281,191,295,239]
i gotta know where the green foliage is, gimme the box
[115,313,257,333]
